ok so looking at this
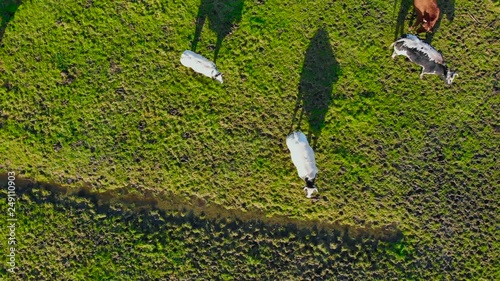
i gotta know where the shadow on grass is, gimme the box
[393,0,413,40]
[291,28,339,149]
[0,173,403,244]
[0,0,23,45]
[439,0,455,21]
[191,0,244,62]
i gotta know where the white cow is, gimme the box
[286,131,319,198]
[180,50,223,83]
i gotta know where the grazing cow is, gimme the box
[391,34,457,84]
[286,131,319,198]
[411,0,440,33]
[180,50,223,83]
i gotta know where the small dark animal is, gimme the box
[390,34,457,84]
[411,0,440,33]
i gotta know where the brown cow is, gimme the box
[410,0,440,33]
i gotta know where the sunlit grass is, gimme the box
[0,0,498,279]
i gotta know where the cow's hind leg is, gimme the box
[420,67,427,79]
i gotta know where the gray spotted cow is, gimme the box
[391,34,457,85]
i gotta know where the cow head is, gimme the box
[304,187,318,198]
[213,72,223,83]
[425,12,439,32]
[304,178,318,198]
[422,22,434,32]
[422,19,432,32]
[445,70,458,85]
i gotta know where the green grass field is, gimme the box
[1,0,499,279]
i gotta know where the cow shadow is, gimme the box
[191,0,244,62]
[393,0,413,40]
[393,0,455,42]
[439,0,455,21]
[0,0,23,45]
[290,28,339,149]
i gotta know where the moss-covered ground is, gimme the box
[0,0,499,279]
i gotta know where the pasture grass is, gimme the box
[0,0,498,279]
